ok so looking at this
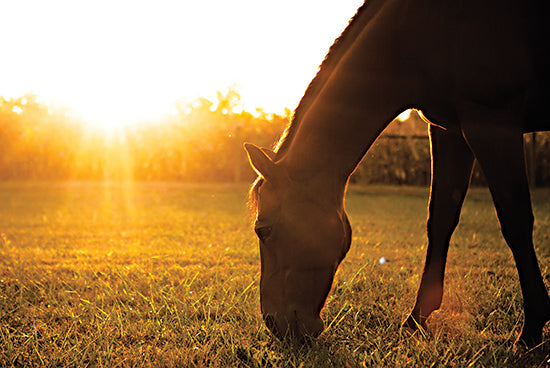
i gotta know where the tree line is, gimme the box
[1,91,549,186]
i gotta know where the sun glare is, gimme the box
[0,0,364,134]
[72,92,174,137]
[397,109,412,122]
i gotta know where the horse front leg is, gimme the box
[403,125,475,331]
[461,110,550,348]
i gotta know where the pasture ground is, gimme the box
[1,182,550,367]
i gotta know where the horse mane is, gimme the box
[250,1,372,210]
[274,0,372,158]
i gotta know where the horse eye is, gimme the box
[255,226,272,242]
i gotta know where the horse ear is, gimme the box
[244,143,278,182]
[261,148,276,161]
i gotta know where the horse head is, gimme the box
[245,143,352,343]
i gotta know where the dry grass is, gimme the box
[1,182,549,367]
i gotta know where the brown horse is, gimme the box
[245,0,550,347]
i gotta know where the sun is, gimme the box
[73,100,132,137]
[0,0,364,135]
[70,77,225,137]
[70,91,171,137]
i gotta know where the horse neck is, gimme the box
[277,62,414,205]
[278,100,397,205]
[276,0,420,204]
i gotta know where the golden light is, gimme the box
[397,109,412,122]
[0,0,363,133]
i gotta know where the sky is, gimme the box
[0,0,364,129]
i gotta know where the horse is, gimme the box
[245,0,550,347]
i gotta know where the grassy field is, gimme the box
[1,182,550,367]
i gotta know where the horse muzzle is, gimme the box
[263,310,324,343]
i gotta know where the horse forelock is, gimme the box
[274,1,370,159]
[248,176,263,212]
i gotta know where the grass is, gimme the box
[1,182,549,367]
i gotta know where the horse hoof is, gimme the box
[402,315,428,333]
[401,315,429,338]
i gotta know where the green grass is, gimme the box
[1,182,549,367]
